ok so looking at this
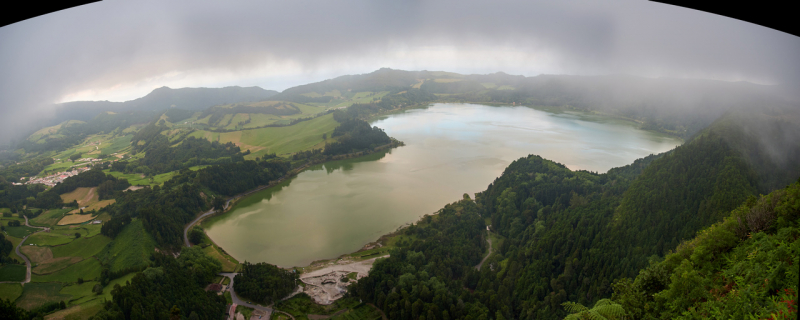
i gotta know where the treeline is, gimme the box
[89,253,226,320]
[138,136,244,173]
[234,262,298,305]
[323,119,392,155]
[103,184,206,249]
[182,157,291,196]
[610,180,799,319]
[102,157,292,249]
[351,199,490,319]
[0,156,54,182]
[0,234,16,263]
[120,121,247,174]
[354,125,771,319]
[0,176,45,211]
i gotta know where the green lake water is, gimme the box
[203,103,682,267]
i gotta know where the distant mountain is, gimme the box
[271,68,798,139]
[269,68,461,102]
[51,86,279,124]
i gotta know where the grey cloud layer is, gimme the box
[0,0,798,145]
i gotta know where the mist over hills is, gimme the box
[49,86,278,127]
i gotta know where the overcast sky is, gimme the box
[1,0,799,145]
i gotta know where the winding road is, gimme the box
[9,216,48,284]
[219,272,273,318]
[184,199,232,247]
[475,229,493,270]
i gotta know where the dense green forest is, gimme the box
[88,253,227,320]
[234,262,299,305]
[323,119,393,155]
[100,157,292,249]
[609,181,799,319]
[350,115,798,320]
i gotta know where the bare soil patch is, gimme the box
[298,255,388,305]
[59,187,98,207]
[58,213,96,225]
[20,246,53,264]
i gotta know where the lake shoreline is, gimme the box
[198,102,682,269]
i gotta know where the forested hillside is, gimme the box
[352,112,799,320]
[610,180,799,319]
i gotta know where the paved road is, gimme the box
[184,199,232,247]
[475,230,493,270]
[219,272,273,318]
[14,216,48,284]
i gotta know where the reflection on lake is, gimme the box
[204,103,681,267]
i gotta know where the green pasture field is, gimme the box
[0,283,23,301]
[68,272,136,306]
[51,235,111,259]
[44,300,105,320]
[39,161,84,175]
[26,225,99,246]
[209,113,339,159]
[4,225,38,238]
[32,258,102,283]
[97,220,155,273]
[97,134,133,156]
[0,208,10,213]
[0,215,25,226]
[97,272,136,301]
[103,170,176,186]
[33,256,83,275]
[27,120,85,144]
[0,264,26,281]
[15,282,71,310]
[121,123,148,134]
[4,235,25,262]
[58,281,97,299]
[194,227,239,272]
[331,91,390,109]
[31,209,71,226]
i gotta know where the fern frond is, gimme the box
[562,301,589,313]
[587,309,609,320]
[593,305,626,318]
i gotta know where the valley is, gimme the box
[0,69,797,320]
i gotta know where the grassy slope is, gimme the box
[32,258,102,283]
[27,225,101,246]
[15,282,72,310]
[31,209,71,226]
[0,264,26,281]
[187,113,338,159]
[51,235,112,259]
[0,283,23,302]
[59,187,98,206]
[97,220,155,273]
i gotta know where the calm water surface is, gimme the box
[204,104,681,267]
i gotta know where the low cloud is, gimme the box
[1,0,798,145]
